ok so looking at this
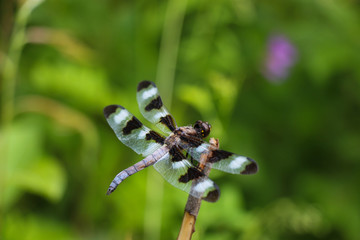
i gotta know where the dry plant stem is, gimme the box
[177,138,219,240]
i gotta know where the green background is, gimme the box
[1,0,359,239]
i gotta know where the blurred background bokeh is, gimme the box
[1,0,360,239]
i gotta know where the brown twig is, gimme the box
[177,138,220,240]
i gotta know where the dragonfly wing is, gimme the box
[137,81,177,135]
[153,146,220,202]
[104,105,165,156]
[185,142,258,175]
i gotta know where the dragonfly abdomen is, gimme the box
[106,146,168,195]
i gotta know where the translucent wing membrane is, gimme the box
[104,105,165,157]
[154,149,220,202]
[137,81,177,135]
[185,142,258,175]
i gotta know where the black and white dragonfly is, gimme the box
[104,81,258,202]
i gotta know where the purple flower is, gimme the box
[263,35,298,82]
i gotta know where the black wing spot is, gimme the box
[169,146,185,162]
[203,184,220,202]
[122,117,143,135]
[179,167,203,183]
[241,157,258,174]
[145,96,163,111]
[159,115,176,132]
[103,105,124,118]
[145,130,165,144]
[137,80,155,92]
[208,150,233,163]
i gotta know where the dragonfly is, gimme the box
[104,81,258,202]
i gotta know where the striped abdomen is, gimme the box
[106,146,168,195]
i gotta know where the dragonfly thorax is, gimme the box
[165,127,198,148]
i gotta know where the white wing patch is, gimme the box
[193,179,214,193]
[229,156,247,169]
[153,112,165,121]
[138,130,147,139]
[172,160,187,169]
[142,88,158,100]
[114,110,129,124]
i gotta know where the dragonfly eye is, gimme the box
[194,120,211,138]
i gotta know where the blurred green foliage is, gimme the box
[1,0,360,239]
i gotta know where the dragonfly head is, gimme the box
[194,120,211,138]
